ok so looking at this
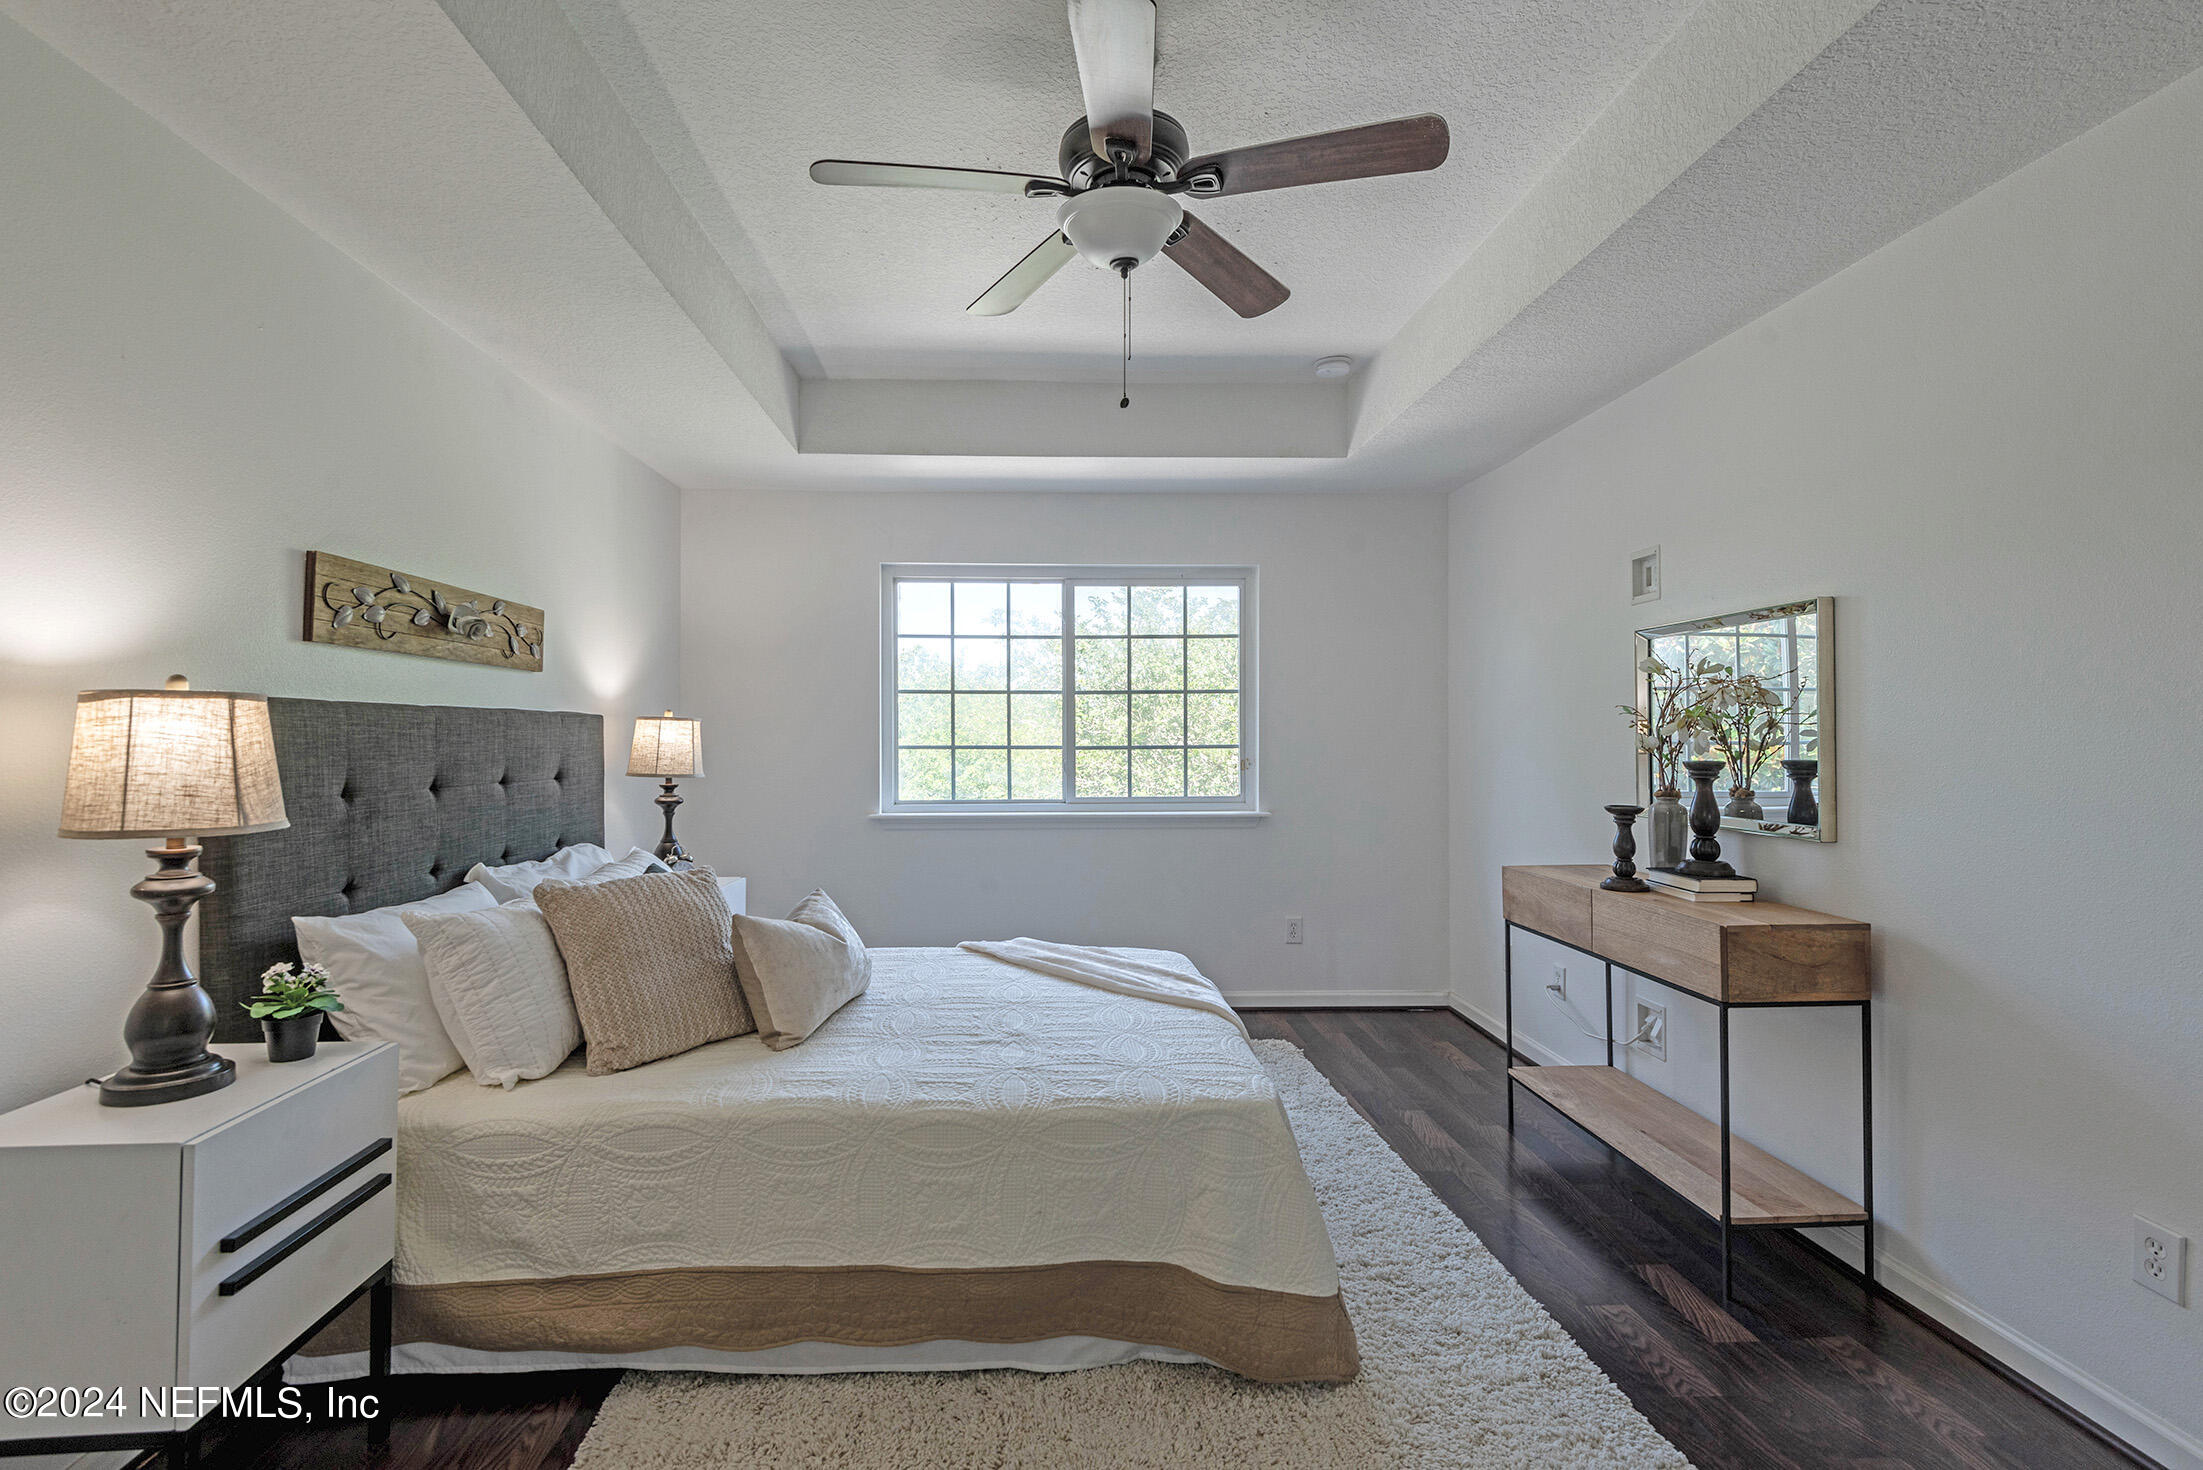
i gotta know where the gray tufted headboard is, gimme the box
[197,698,603,1040]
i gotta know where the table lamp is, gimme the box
[59,676,289,1106]
[628,711,701,866]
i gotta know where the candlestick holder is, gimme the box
[1675,759,1737,879]
[1601,804,1650,891]
[1782,758,1821,826]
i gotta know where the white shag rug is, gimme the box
[571,1040,1690,1469]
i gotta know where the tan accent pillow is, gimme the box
[536,867,754,1075]
[729,889,871,1051]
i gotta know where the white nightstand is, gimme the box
[667,867,744,914]
[0,1042,397,1463]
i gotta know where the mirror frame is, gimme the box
[1635,596,1835,844]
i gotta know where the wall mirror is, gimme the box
[1635,596,1834,843]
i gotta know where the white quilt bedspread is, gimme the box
[956,938,1250,1034]
[394,946,1340,1298]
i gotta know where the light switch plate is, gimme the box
[1631,546,1661,604]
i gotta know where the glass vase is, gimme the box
[1648,790,1688,870]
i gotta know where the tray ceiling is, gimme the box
[7,0,2202,491]
[572,0,1698,383]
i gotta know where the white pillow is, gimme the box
[464,843,614,905]
[728,890,870,1052]
[293,883,496,1094]
[588,847,671,883]
[403,903,580,1090]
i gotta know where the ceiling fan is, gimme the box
[808,0,1450,333]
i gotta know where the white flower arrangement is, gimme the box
[1698,664,1795,795]
[244,962,345,1022]
[1619,654,1717,795]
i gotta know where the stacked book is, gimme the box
[1643,869,1758,902]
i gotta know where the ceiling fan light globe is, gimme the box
[1056,187,1184,273]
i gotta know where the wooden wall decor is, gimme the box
[303,551,544,672]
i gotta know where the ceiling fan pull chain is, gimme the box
[1120,269,1131,409]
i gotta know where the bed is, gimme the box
[198,700,1355,1385]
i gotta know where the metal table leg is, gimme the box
[1719,1004,1733,1303]
[368,1266,392,1447]
[1861,999,1875,1293]
[1503,923,1516,1131]
[1604,960,1615,1069]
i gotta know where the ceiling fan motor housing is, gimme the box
[1056,186,1184,273]
[1059,110,1189,189]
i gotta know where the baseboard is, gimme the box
[1446,992,2196,1469]
[1223,990,1452,1010]
[1869,1253,2196,1469]
[1445,994,1571,1065]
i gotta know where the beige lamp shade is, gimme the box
[628,711,702,778]
[59,680,290,839]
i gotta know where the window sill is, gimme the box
[869,809,1268,829]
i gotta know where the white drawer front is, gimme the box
[182,1049,397,1391]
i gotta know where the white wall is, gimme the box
[1448,65,2203,1466]
[0,16,682,1118]
[680,489,1448,1006]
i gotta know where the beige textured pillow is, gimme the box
[536,867,754,1075]
[729,889,871,1051]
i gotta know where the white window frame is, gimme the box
[875,563,1261,823]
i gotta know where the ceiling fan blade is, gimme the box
[968,232,1080,316]
[810,159,1066,197]
[1068,0,1156,164]
[1163,212,1289,318]
[1180,114,1449,198]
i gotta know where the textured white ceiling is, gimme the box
[569,0,1699,382]
[6,0,2202,491]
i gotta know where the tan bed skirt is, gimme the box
[301,1260,1358,1384]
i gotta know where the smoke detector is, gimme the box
[1313,355,1354,379]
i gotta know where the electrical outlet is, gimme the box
[1631,1000,1667,1062]
[2134,1216,2188,1305]
[1549,962,1567,994]
[1285,916,1303,945]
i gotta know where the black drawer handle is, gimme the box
[218,1173,391,1297]
[221,1136,392,1253]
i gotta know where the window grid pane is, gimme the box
[1642,616,1819,794]
[894,573,1243,805]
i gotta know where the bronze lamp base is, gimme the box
[100,842,235,1107]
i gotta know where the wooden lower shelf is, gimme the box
[1510,1065,1866,1228]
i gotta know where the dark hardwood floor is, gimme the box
[1244,1010,2148,1470]
[184,1008,2149,1470]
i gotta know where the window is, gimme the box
[879,565,1257,816]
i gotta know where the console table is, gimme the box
[1500,865,1872,1301]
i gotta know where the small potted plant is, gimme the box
[243,962,344,1063]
